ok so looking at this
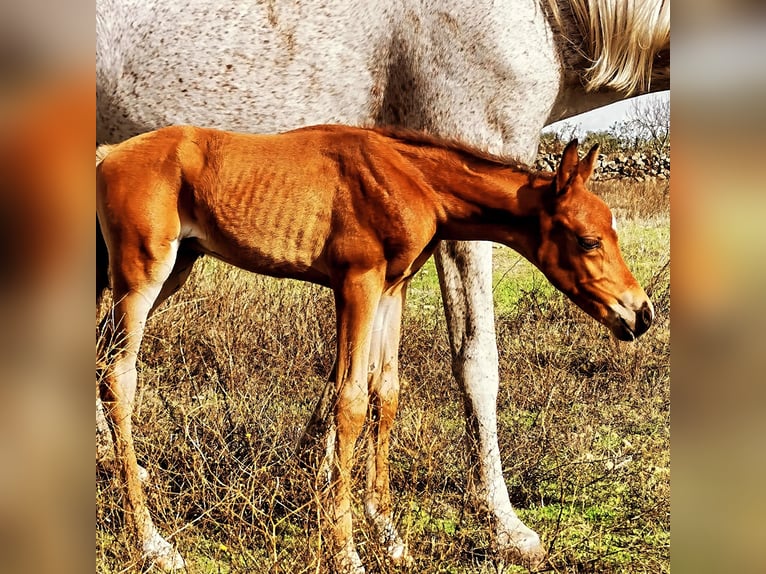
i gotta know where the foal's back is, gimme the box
[98,125,439,286]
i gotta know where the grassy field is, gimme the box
[97,178,669,573]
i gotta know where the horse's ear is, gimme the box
[578,144,600,183]
[556,139,579,194]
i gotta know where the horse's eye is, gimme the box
[578,236,601,251]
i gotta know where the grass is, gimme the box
[97,178,669,573]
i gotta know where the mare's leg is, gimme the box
[329,268,384,574]
[365,284,408,563]
[434,241,545,566]
[98,219,186,570]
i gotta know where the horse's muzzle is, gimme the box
[634,301,654,337]
[609,297,654,341]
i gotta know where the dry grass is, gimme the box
[96,179,670,573]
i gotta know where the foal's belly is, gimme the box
[186,224,332,287]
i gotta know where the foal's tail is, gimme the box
[96,144,116,304]
[96,144,116,167]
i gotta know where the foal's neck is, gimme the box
[387,135,553,247]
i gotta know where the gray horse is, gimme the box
[96,0,669,571]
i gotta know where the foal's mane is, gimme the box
[371,126,538,176]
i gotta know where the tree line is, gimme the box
[541,94,670,156]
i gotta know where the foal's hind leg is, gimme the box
[99,228,185,571]
[298,361,337,483]
[97,245,200,484]
[365,284,409,564]
[96,391,149,484]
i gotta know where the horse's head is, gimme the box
[532,140,653,341]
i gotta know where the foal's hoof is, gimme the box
[367,509,411,566]
[386,540,413,567]
[137,464,150,484]
[333,544,365,574]
[380,528,411,566]
[150,550,186,572]
[143,529,185,571]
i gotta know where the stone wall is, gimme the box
[535,150,670,181]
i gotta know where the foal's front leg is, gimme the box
[365,285,409,563]
[329,268,384,574]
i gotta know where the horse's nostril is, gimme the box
[637,301,653,334]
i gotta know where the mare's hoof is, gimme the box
[495,527,547,571]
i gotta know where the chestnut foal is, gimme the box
[97,124,652,572]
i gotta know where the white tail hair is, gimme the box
[547,0,670,94]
